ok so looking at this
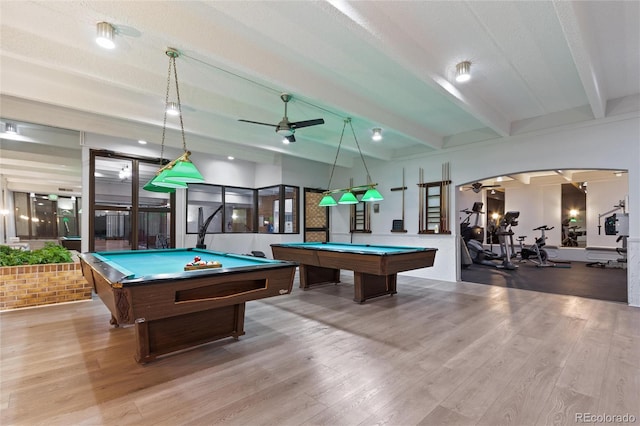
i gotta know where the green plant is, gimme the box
[0,243,73,267]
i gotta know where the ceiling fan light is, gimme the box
[318,194,338,207]
[276,128,293,136]
[455,61,471,82]
[362,187,384,202]
[96,22,115,49]
[338,191,359,204]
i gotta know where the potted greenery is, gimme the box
[0,243,91,310]
[0,243,73,266]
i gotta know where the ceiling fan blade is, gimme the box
[290,118,325,129]
[238,119,277,127]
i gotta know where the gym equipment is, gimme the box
[561,219,579,247]
[516,225,554,267]
[587,200,629,268]
[460,203,519,270]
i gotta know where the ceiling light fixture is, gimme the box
[318,118,384,207]
[455,61,471,83]
[96,22,116,49]
[166,101,180,116]
[144,48,205,192]
[4,122,18,134]
[372,128,382,141]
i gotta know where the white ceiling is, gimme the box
[1,1,639,195]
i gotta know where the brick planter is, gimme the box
[0,261,92,311]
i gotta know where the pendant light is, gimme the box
[318,118,383,206]
[144,48,204,191]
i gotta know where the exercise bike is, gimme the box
[516,225,554,267]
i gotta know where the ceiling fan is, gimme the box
[464,182,501,193]
[238,93,324,142]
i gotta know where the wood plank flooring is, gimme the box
[1,273,638,425]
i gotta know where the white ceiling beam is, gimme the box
[553,1,607,119]
[326,1,511,138]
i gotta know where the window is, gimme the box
[186,184,223,235]
[187,184,299,235]
[13,192,82,240]
[225,187,255,233]
[258,185,299,234]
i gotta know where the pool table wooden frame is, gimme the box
[271,243,437,303]
[79,249,296,363]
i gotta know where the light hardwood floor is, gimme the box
[1,273,639,425]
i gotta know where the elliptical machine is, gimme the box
[460,202,519,270]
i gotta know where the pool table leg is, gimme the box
[353,273,397,303]
[299,264,340,289]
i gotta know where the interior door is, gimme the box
[303,189,329,242]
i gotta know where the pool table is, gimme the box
[271,242,437,303]
[79,248,297,363]
[59,236,81,251]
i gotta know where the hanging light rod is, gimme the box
[323,183,380,195]
[318,118,384,206]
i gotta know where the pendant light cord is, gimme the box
[159,54,172,165]
[348,119,372,184]
[325,119,348,191]
[171,55,188,152]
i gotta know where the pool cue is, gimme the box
[402,168,405,226]
[390,168,407,232]
[418,167,423,231]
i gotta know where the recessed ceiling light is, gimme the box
[227,156,234,160]
[372,128,382,141]
[138,140,147,145]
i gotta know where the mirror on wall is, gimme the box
[561,183,587,247]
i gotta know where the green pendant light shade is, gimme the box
[161,153,205,183]
[319,194,338,207]
[143,178,177,193]
[150,169,189,189]
[361,186,384,202]
[338,191,359,204]
[144,169,187,191]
